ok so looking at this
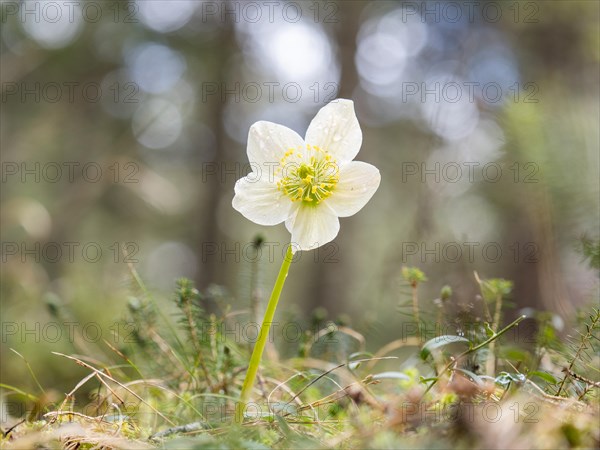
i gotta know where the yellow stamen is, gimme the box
[277,146,339,205]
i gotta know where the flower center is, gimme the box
[277,146,339,205]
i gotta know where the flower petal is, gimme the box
[285,204,340,252]
[305,99,362,163]
[325,161,380,217]
[232,174,293,226]
[247,121,305,168]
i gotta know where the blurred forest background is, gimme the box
[1,1,599,394]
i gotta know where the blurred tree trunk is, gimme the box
[308,3,362,317]
[501,104,572,320]
[196,23,236,291]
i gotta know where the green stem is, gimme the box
[486,294,504,376]
[411,284,421,341]
[236,245,294,423]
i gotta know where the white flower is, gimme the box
[232,99,380,252]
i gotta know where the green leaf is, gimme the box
[244,410,275,420]
[275,414,293,437]
[348,361,361,370]
[528,370,558,384]
[495,371,526,386]
[270,402,298,416]
[372,371,411,381]
[419,376,439,384]
[454,368,485,387]
[500,347,530,362]
[420,335,470,360]
[348,352,373,370]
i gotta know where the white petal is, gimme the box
[285,204,340,252]
[247,121,305,168]
[232,175,292,226]
[325,161,380,217]
[305,99,362,163]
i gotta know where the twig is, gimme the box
[563,367,600,388]
[52,352,174,425]
[422,315,527,398]
[556,310,600,396]
[284,357,396,406]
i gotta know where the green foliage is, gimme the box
[555,308,600,399]
[578,235,600,271]
[478,278,513,302]
[401,266,428,287]
[3,276,600,450]
[420,335,470,361]
[439,285,452,301]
